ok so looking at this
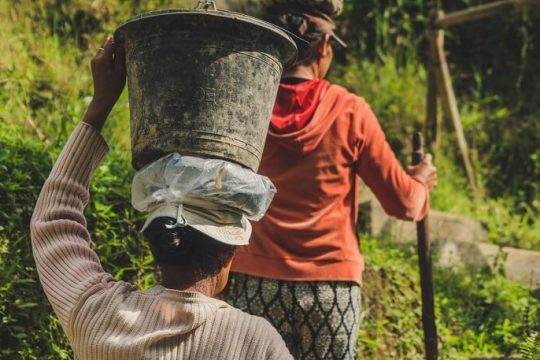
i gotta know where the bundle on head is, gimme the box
[143,217,235,280]
[266,8,323,61]
[264,5,345,63]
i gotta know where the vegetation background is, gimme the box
[0,0,539,358]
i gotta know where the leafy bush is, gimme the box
[0,0,191,149]
[519,331,540,360]
[0,122,154,358]
[0,123,69,359]
[359,237,540,359]
[330,55,426,158]
[1,0,539,358]
[339,0,540,111]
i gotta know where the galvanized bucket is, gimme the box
[114,8,297,171]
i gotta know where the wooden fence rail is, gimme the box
[435,0,540,28]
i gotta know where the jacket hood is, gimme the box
[268,80,350,154]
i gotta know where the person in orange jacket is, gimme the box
[229,7,437,360]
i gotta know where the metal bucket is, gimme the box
[114,8,297,171]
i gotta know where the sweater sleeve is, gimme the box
[355,103,429,221]
[30,122,115,334]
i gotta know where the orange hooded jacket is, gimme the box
[231,80,428,285]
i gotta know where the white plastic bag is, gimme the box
[132,153,276,221]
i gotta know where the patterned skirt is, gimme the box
[229,273,361,360]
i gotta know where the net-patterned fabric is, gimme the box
[230,273,361,360]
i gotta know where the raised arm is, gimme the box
[356,104,437,221]
[30,36,126,332]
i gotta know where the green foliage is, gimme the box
[340,0,428,63]
[474,197,540,250]
[330,55,426,157]
[0,124,69,359]
[436,266,539,356]
[339,0,540,113]
[359,239,425,359]
[0,122,154,358]
[519,332,540,360]
[1,0,539,358]
[0,5,179,353]
[0,0,191,150]
[359,237,540,359]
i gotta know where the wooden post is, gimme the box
[435,0,540,28]
[425,58,439,157]
[413,132,439,360]
[428,17,477,193]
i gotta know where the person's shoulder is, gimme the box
[219,307,283,339]
[326,82,371,111]
[211,307,293,358]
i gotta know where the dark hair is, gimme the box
[143,217,235,279]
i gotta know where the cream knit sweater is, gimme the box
[30,123,292,360]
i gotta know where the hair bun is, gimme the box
[152,217,192,256]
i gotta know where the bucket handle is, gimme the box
[195,0,217,10]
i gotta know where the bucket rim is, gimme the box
[114,8,298,68]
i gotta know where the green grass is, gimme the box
[0,0,191,151]
[0,0,539,358]
[359,236,540,359]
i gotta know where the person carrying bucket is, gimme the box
[30,35,295,359]
[229,6,438,359]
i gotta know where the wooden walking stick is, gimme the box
[412,132,439,360]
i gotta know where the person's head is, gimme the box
[143,216,236,296]
[265,7,346,79]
